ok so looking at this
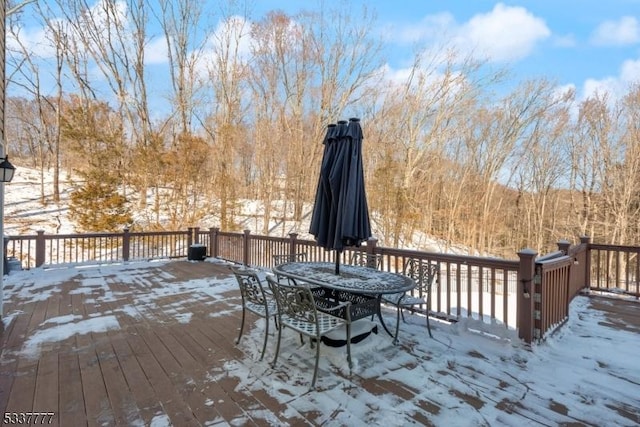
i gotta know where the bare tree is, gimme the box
[248,6,384,231]
[55,0,154,207]
[199,11,249,230]
[513,87,573,251]
[6,6,65,203]
[367,48,485,249]
[157,0,205,135]
[600,87,640,245]
[568,94,609,239]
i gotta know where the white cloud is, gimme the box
[459,3,551,62]
[583,76,620,100]
[554,83,576,100]
[620,58,640,83]
[378,63,413,86]
[144,37,168,65]
[10,0,132,61]
[590,16,640,46]
[580,57,640,101]
[392,4,550,64]
[394,12,457,44]
[197,15,252,79]
[553,34,577,48]
[8,21,63,60]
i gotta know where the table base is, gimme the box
[312,287,395,338]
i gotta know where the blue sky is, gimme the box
[10,0,640,106]
[248,0,640,99]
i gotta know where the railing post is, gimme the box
[193,227,200,244]
[288,233,298,257]
[187,227,194,248]
[35,230,46,267]
[209,227,219,258]
[122,228,130,262]
[365,238,378,268]
[517,248,537,344]
[243,229,251,266]
[580,235,591,293]
[557,239,570,254]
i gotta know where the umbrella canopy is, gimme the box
[309,118,372,273]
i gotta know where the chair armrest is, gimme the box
[314,295,350,311]
[314,297,352,322]
[341,292,376,305]
[320,299,351,312]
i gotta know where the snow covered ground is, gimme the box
[3,164,477,254]
[2,258,639,426]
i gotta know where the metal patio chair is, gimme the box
[272,252,314,288]
[382,258,439,343]
[349,251,384,269]
[266,274,352,389]
[272,252,308,266]
[230,266,278,361]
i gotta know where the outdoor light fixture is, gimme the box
[0,155,15,183]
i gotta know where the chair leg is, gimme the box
[236,308,246,345]
[346,324,352,372]
[259,316,269,361]
[393,304,401,345]
[311,334,321,389]
[426,293,433,338]
[271,321,283,367]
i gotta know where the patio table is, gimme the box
[272,261,415,338]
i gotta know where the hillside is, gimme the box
[4,165,76,235]
[3,164,310,237]
[3,164,475,255]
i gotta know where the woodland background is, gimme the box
[4,1,640,258]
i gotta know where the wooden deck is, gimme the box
[1,260,639,426]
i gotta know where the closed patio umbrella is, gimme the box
[309,118,371,274]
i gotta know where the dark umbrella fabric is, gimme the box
[309,118,372,274]
[309,123,338,249]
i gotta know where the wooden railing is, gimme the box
[534,252,573,340]
[199,228,521,328]
[196,229,637,341]
[6,228,638,343]
[588,243,640,296]
[6,228,192,268]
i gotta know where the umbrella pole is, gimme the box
[335,251,341,275]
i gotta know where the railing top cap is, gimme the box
[518,248,537,255]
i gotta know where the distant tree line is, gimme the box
[5,1,640,256]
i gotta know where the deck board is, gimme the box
[108,334,167,425]
[79,344,114,427]
[33,353,59,424]
[97,338,143,426]
[1,260,639,426]
[148,327,222,425]
[126,328,201,426]
[58,351,86,427]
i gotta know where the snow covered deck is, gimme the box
[1,259,639,426]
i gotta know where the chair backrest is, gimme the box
[231,266,270,308]
[403,259,439,296]
[272,252,308,266]
[350,252,383,269]
[266,275,319,325]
